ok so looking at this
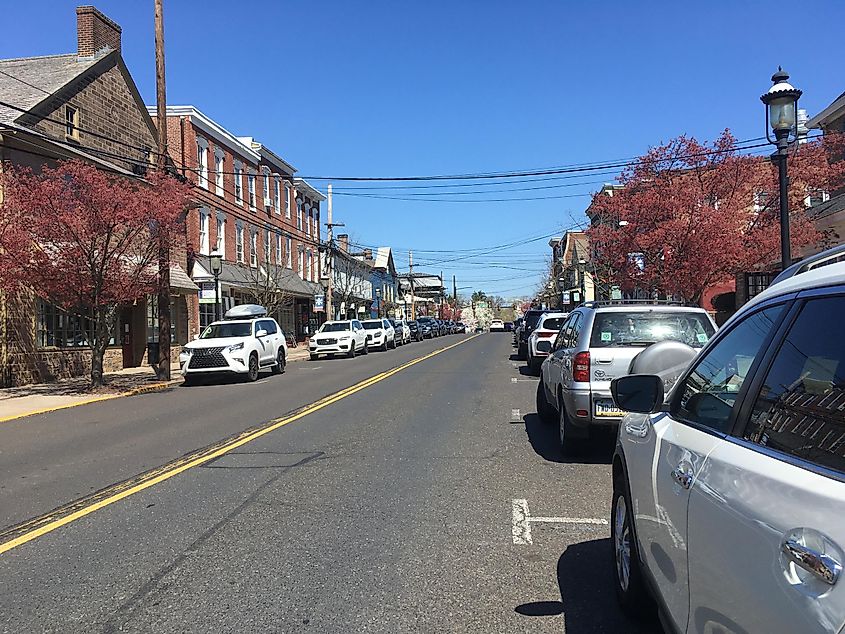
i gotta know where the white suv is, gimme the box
[609,245,845,634]
[180,304,286,384]
[363,319,395,351]
[309,320,368,359]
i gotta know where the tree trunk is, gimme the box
[90,305,117,388]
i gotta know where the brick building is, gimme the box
[0,6,196,386]
[149,106,325,341]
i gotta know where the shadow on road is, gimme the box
[517,365,538,377]
[523,413,615,465]
[556,539,662,633]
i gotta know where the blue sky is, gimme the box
[2,1,844,298]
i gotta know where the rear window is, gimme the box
[590,311,715,348]
[525,312,545,329]
[540,317,567,331]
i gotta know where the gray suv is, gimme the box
[536,301,716,452]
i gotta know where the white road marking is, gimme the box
[511,408,521,421]
[512,499,532,544]
[511,377,518,383]
[512,499,609,545]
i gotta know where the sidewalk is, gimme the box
[0,346,311,423]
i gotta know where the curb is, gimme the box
[123,379,182,396]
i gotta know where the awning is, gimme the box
[193,255,320,298]
[170,264,199,293]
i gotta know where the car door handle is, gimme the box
[671,464,694,490]
[781,538,842,585]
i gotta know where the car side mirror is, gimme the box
[611,375,664,414]
[255,329,268,338]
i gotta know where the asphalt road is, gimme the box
[0,333,663,633]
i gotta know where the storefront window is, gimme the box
[146,296,177,343]
[36,299,115,348]
[199,303,216,329]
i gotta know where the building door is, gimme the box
[120,309,134,367]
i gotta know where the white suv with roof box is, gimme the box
[536,301,716,453]
[608,244,845,634]
[179,304,286,384]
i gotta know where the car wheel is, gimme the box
[612,474,652,618]
[362,342,369,354]
[182,375,196,387]
[247,353,260,382]
[558,395,585,454]
[390,338,396,349]
[536,379,555,423]
[348,344,356,358]
[517,342,527,360]
[381,341,388,352]
[271,348,286,374]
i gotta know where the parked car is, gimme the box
[407,320,424,342]
[390,319,411,345]
[456,322,467,333]
[513,317,524,345]
[526,312,568,372]
[606,245,845,634]
[490,319,505,332]
[309,319,368,360]
[180,304,287,383]
[418,317,438,338]
[363,318,396,351]
[504,321,514,332]
[517,309,548,359]
[536,301,716,452]
[435,319,448,336]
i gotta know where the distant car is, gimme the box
[456,322,467,333]
[309,319,368,360]
[407,320,424,342]
[180,304,286,383]
[435,319,448,336]
[536,301,716,453]
[390,319,411,345]
[608,245,845,634]
[504,321,514,332]
[490,319,505,332]
[363,318,396,351]
[527,312,568,372]
[417,317,436,338]
[517,309,548,359]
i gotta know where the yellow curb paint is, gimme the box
[0,335,480,555]
[0,380,180,425]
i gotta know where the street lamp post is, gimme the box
[761,67,802,271]
[375,288,382,318]
[209,251,223,322]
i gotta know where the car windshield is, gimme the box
[320,322,351,332]
[590,311,715,348]
[540,317,567,331]
[200,322,252,339]
[362,322,382,330]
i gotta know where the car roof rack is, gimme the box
[771,243,845,286]
[579,299,692,308]
[223,304,267,320]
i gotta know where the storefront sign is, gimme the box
[562,291,570,304]
[314,293,325,312]
[199,282,217,302]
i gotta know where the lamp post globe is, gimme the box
[761,67,802,272]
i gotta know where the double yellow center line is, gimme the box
[0,334,479,555]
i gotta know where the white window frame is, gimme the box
[236,224,245,263]
[198,208,210,255]
[234,161,243,204]
[297,201,303,231]
[215,214,225,255]
[248,170,257,211]
[250,230,258,267]
[274,177,281,214]
[196,137,209,189]
[306,207,312,237]
[276,233,283,265]
[286,237,292,269]
[214,149,225,196]
[305,249,312,281]
[285,184,291,218]
[262,167,271,210]
[264,228,271,264]
[299,247,305,279]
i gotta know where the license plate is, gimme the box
[595,399,624,417]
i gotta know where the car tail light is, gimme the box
[537,332,554,338]
[573,351,590,382]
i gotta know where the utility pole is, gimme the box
[409,250,415,320]
[439,270,444,319]
[154,0,170,380]
[325,183,333,320]
[453,275,457,318]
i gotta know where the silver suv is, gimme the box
[536,301,716,452]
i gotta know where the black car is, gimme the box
[417,317,436,338]
[436,320,448,336]
[407,320,424,342]
[504,321,514,332]
[456,321,467,333]
[517,309,548,360]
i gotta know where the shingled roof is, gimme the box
[0,52,106,123]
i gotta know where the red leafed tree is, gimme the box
[0,160,193,387]
[587,131,845,303]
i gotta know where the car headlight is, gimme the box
[226,342,244,352]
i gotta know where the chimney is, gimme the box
[77,6,122,58]
[363,248,373,260]
[337,234,349,253]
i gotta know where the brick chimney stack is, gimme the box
[363,248,373,260]
[77,5,122,58]
[337,234,349,253]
